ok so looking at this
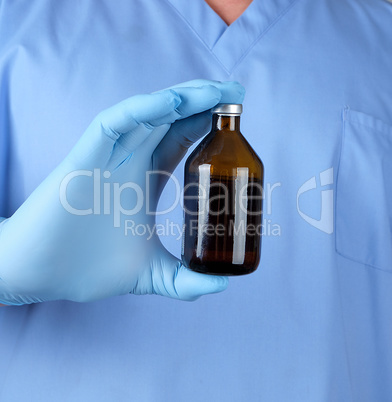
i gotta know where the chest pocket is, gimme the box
[336,108,392,272]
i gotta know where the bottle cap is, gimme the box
[211,104,242,116]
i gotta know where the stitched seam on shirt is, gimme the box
[164,0,232,75]
[335,247,392,274]
[347,117,392,137]
[230,0,302,73]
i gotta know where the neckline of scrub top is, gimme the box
[166,0,300,73]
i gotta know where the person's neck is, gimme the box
[204,0,253,25]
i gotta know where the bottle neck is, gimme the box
[212,114,240,132]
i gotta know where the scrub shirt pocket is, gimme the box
[336,107,392,272]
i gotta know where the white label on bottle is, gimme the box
[196,164,211,258]
[181,207,185,256]
[232,167,249,265]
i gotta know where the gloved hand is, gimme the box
[0,80,245,305]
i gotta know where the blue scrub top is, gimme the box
[1,0,392,400]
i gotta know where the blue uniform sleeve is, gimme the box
[0,0,15,218]
[0,68,10,218]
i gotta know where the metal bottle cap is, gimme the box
[211,103,243,116]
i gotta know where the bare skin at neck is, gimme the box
[205,0,253,25]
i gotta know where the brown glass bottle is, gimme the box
[181,104,264,275]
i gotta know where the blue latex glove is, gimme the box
[0,80,245,305]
